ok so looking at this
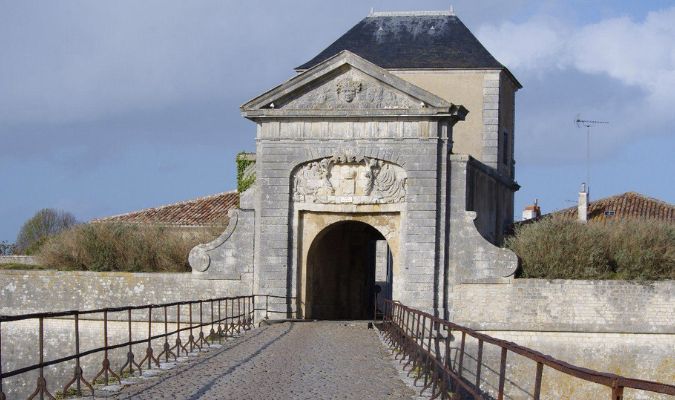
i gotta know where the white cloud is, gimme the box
[476,7,675,164]
[479,7,675,107]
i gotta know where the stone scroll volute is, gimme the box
[292,154,406,204]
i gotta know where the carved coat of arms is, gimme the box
[293,154,406,204]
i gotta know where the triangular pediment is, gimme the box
[242,51,465,118]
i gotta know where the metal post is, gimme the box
[611,384,624,400]
[458,332,466,378]
[265,295,269,320]
[209,300,216,343]
[226,298,230,335]
[75,314,81,395]
[475,339,483,390]
[147,307,153,369]
[218,300,222,336]
[177,304,181,345]
[127,308,133,374]
[498,347,507,400]
[39,317,44,400]
[188,303,194,351]
[164,306,169,362]
[237,298,242,334]
[533,362,543,400]
[103,311,109,385]
[0,321,4,400]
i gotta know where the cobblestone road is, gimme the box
[107,321,416,400]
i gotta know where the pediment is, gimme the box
[242,51,465,119]
[279,66,427,111]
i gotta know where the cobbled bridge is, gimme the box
[1,295,673,400]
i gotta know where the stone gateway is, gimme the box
[189,11,521,319]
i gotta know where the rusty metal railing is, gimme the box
[380,300,675,400]
[0,294,294,399]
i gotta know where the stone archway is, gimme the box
[306,221,384,319]
[298,211,400,320]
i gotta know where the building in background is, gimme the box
[93,191,238,230]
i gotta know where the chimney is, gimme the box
[578,183,589,223]
[522,199,541,221]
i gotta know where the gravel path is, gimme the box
[106,321,416,400]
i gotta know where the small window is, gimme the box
[502,131,509,165]
[604,210,615,217]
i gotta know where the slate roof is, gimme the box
[547,192,674,223]
[93,191,238,227]
[297,11,504,71]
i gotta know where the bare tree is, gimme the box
[0,241,16,256]
[15,208,77,254]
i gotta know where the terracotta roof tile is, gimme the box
[93,191,239,226]
[547,192,674,223]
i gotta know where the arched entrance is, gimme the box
[306,221,392,320]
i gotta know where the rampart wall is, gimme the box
[452,279,674,399]
[0,271,672,399]
[0,270,251,399]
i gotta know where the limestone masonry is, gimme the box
[189,12,521,320]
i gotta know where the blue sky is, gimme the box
[1,0,674,242]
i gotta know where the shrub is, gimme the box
[37,222,224,273]
[15,209,77,254]
[505,218,674,280]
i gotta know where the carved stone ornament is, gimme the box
[189,210,239,272]
[336,78,362,103]
[281,69,417,110]
[293,154,406,204]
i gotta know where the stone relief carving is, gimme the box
[293,154,406,204]
[336,78,362,103]
[282,70,417,110]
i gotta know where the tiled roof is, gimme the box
[93,191,238,227]
[296,12,504,71]
[547,192,674,223]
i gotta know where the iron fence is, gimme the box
[0,294,294,399]
[380,299,675,400]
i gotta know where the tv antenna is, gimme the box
[575,114,608,192]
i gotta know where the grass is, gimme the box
[37,222,225,273]
[54,388,80,400]
[505,218,674,280]
[0,263,51,270]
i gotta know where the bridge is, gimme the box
[1,295,673,400]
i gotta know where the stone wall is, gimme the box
[0,270,250,315]
[449,279,675,399]
[453,331,673,400]
[453,279,674,333]
[0,270,252,399]
[0,255,39,265]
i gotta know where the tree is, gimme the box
[0,241,16,256]
[15,209,77,254]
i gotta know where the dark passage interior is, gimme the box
[307,221,389,320]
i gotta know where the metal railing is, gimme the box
[0,294,294,400]
[380,300,675,400]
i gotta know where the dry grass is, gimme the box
[0,263,50,270]
[505,218,674,280]
[37,222,224,273]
